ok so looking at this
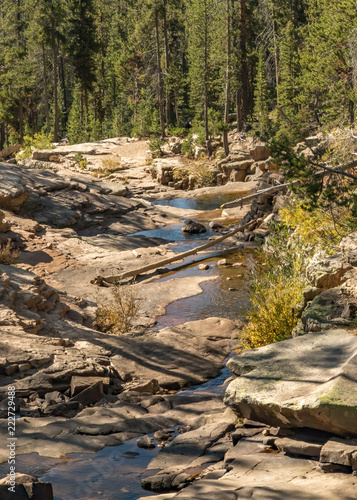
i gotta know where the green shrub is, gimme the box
[131,94,161,137]
[73,152,88,169]
[181,136,195,157]
[16,133,53,160]
[167,125,188,138]
[149,137,166,158]
[241,224,311,350]
[73,152,84,163]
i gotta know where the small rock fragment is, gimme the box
[137,435,155,449]
[181,219,206,234]
[198,264,210,271]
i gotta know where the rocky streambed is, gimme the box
[0,137,356,499]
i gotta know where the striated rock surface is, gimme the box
[159,453,357,499]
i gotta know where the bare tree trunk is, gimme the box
[133,77,138,123]
[223,0,231,157]
[42,45,51,135]
[155,10,165,139]
[93,220,255,285]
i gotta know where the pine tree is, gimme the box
[0,0,32,142]
[276,20,301,139]
[299,0,357,127]
[66,0,99,112]
[253,47,270,138]
[186,0,223,155]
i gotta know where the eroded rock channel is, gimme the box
[0,138,356,499]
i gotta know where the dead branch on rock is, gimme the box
[92,220,255,286]
[221,160,357,209]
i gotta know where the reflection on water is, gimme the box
[153,249,251,328]
[128,223,215,242]
[0,437,161,500]
[41,436,159,500]
[152,192,248,211]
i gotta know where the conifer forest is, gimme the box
[0,0,356,148]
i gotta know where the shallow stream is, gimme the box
[2,192,251,499]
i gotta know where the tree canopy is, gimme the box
[0,0,356,147]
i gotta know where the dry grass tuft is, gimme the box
[93,158,122,178]
[94,284,140,335]
[0,241,20,265]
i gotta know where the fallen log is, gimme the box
[221,160,357,209]
[92,220,255,286]
[221,182,295,209]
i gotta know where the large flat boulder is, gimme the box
[224,329,357,437]
[147,411,236,470]
[167,453,357,499]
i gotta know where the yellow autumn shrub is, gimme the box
[240,225,310,350]
[280,199,355,253]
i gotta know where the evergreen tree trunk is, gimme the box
[223,0,231,157]
[42,45,50,135]
[155,10,165,138]
[174,91,179,125]
[239,0,249,129]
[52,23,59,142]
[163,0,171,125]
[273,19,279,104]
[60,55,68,126]
[0,123,5,150]
[203,0,211,157]
[236,89,243,132]
[18,96,24,143]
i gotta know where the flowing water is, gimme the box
[2,192,252,500]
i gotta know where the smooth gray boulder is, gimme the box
[224,329,357,437]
